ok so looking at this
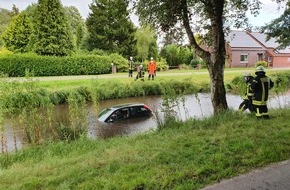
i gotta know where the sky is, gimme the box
[0,0,286,27]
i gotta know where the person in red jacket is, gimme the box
[148,57,156,80]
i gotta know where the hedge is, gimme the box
[0,53,115,77]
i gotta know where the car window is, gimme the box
[109,108,129,121]
[130,106,151,118]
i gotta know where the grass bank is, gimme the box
[1,109,290,189]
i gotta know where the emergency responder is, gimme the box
[135,64,144,81]
[128,56,134,77]
[150,57,157,77]
[148,58,156,80]
[250,66,274,119]
[239,73,254,112]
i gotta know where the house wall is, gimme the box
[273,56,290,68]
[228,48,266,68]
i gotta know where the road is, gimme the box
[201,160,290,190]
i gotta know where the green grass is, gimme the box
[1,68,289,189]
[1,109,290,189]
[33,68,289,91]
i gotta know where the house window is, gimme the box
[240,54,248,63]
[257,53,263,61]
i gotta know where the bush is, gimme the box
[0,53,112,77]
[256,61,267,67]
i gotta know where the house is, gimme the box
[226,30,290,68]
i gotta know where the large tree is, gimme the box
[134,0,279,114]
[262,1,290,49]
[1,12,33,52]
[33,0,74,56]
[135,25,157,61]
[0,8,13,47]
[64,6,87,50]
[86,0,136,57]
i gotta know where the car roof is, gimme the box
[110,103,145,110]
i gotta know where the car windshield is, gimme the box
[98,108,112,118]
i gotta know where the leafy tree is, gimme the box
[148,40,158,60]
[161,27,186,46]
[261,1,290,49]
[1,12,33,52]
[86,0,137,58]
[160,44,192,67]
[0,8,13,47]
[33,0,74,56]
[64,6,87,49]
[160,44,179,67]
[134,0,271,114]
[135,25,157,61]
[10,4,20,17]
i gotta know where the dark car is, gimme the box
[98,103,153,123]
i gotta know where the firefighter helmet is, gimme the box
[243,73,252,77]
[256,65,266,73]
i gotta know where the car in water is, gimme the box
[98,103,154,123]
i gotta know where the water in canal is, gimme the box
[2,92,290,152]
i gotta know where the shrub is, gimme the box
[0,53,112,77]
[255,61,267,67]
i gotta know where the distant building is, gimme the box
[226,30,290,68]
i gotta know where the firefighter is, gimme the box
[250,66,274,119]
[128,56,134,77]
[135,64,144,81]
[148,58,156,80]
[239,73,254,112]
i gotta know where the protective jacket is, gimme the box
[250,72,274,106]
[148,61,156,75]
[243,78,254,100]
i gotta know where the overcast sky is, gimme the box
[0,0,286,27]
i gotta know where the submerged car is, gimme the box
[98,103,153,123]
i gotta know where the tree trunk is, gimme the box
[181,0,228,114]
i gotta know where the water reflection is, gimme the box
[2,92,290,152]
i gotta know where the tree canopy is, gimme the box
[135,25,157,61]
[262,1,290,49]
[1,12,33,52]
[33,0,74,56]
[64,6,87,49]
[86,0,137,58]
[133,0,270,114]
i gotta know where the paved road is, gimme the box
[201,159,290,190]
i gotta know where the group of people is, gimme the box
[239,65,274,119]
[128,57,157,81]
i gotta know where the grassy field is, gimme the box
[32,68,288,91]
[1,67,290,189]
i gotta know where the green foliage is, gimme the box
[261,2,290,49]
[135,25,157,62]
[1,12,33,53]
[0,8,13,47]
[255,61,267,67]
[0,53,112,77]
[160,44,193,67]
[33,0,74,56]
[86,0,137,58]
[64,6,87,49]
[109,53,129,72]
[1,109,290,188]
